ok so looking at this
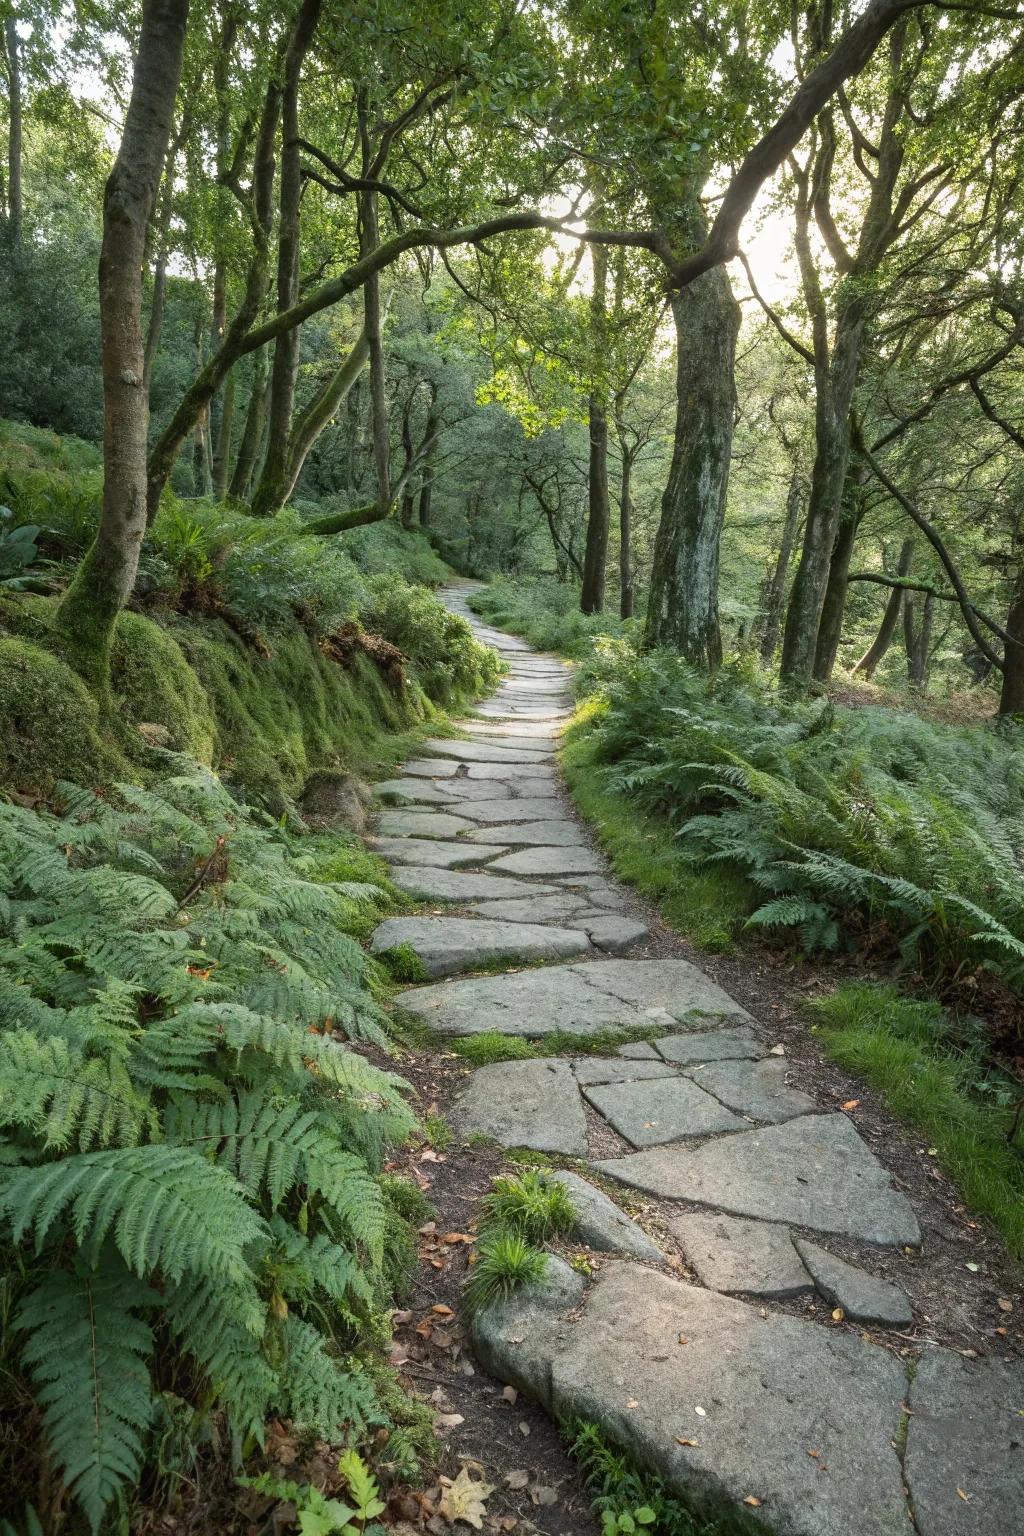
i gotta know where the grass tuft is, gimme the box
[461,1232,548,1318]
[481,1170,577,1244]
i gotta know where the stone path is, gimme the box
[372,583,1023,1536]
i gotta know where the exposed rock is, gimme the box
[905,1350,1024,1536]
[421,738,553,764]
[670,1213,813,1298]
[595,1115,922,1247]
[582,1076,744,1146]
[549,1170,663,1261]
[453,1059,588,1155]
[447,797,565,823]
[489,847,606,876]
[471,1256,586,1406]
[388,867,558,902]
[464,820,587,847]
[400,758,462,778]
[572,1058,678,1086]
[300,770,371,831]
[137,721,175,749]
[617,1041,661,1060]
[370,916,592,977]
[582,915,649,954]
[793,1239,913,1326]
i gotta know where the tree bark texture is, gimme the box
[618,442,634,620]
[904,590,934,689]
[813,462,867,681]
[581,241,610,614]
[644,270,739,665]
[54,0,189,693]
[998,571,1024,716]
[4,16,22,247]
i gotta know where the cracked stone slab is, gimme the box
[398,959,748,1038]
[421,738,553,764]
[489,846,606,876]
[445,798,565,823]
[653,1029,763,1065]
[572,1058,679,1086]
[465,721,562,741]
[399,757,464,778]
[370,836,508,869]
[905,1350,1024,1536]
[670,1213,813,1299]
[371,916,591,977]
[373,778,466,806]
[595,1114,922,1247]
[684,1057,818,1123]
[375,809,475,839]
[387,867,561,902]
[464,820,586,847]
[793,1239,912,1327]
[454,1059,588,1154]
[549,1170,663,1261]
[583,1076,745,1146]
[618,1041,661,1060]
[468,893,605,925]
[546,1264,911,1536]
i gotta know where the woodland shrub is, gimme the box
[0,767,421,1532]
[362,572,502,704]
[577,643,1024,999]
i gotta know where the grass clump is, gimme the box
[807,982,1024,1260]
[481,1170,578,1244]
[450,1033,538,1065]
[377,942,431,984]
[568,1419,758,1536]
[461,1232,548,1319]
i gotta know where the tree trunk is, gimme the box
[280,325,370,503]
[644,269,739,665]
[228,350,269,500]
[618,441,634,620]
[399,393,415,528]
[780,299,865,687]
[998,569,1024,715]
[213,365,235,498]
[904,590,934,689]
[813,463,866,681]
[581,241,609,614]
[249,0,321,517]
[4,16,22,247]
[418,383,439,528]
[853,537,913,678]
[760,469,802,664]
[53,0,189,695]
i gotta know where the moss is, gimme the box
[111,611,217,760]
[376,943,431,984]
[0,634,116,788]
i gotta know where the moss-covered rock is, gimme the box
[0,635,114,787]
[111,611,217,760]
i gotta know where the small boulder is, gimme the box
[301,771,371,832]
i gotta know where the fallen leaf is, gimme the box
[503,1471,529,1491]
[518,1421,530,1437]
[840,1100,860,1111]
[392,1309,414,1326]
[435,1413,465,1430]
[502,1385,518,1405]
[442,1233,476,1245]
[997,1298,1013,1313]
[956,1488,971,1503]
[674,1437,700,1448]
[626,1398,639,1410]
[432,1304,455,1317]
[965,1263,980,1273]
[743,1495,763,1508]
[677,1333,688,1345]
[439,1468,495,1530]
[531,1487,557,1507]
[832,1308,845,1322]
[694,1406,707,1418]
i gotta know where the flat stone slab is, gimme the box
[550,1170,663,1261]
[685,1057,817,1123]
[464,763,559,785]
[653,1029,762,1064]
[371,837,508,869]
[550,1265,911,1536]
[793,1239,912,1327]
[464,819,586,847]
[374,778,465,805]
[572,1058,679,1086]
[400,758,463,777]
[489,846,605,876]
[448,798,565,823]
[596,1115,922,1247]
[905,1350,1024,1536]
[465,721,561,740]
[388,867,560,902]
[671,1213,813,1298]
[421,738,552,764]
[583,1077,744,1146]
[468,893,599,925]
[371,916,591,977]
[471,1256,586,1405]
[398,959,751,1038]
[454,1059,588,1155]
[375,809,475,839]
[618,1041,661,1060]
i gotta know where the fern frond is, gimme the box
[0,1031,153,1150]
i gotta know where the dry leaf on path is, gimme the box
[743,1495,763,1508]
[439,1467,496,1529]
[504,1470,529,1490]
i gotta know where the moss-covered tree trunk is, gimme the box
[53,0,189,698]
[618,441,634,620]
[643,270,739,664]
[998,570,1024,715]
[760,469,803,665]
[853,538,913,678]
[813,463,866,681]
[4,16,22,248]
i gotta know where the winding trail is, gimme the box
[370,583,1022,1536]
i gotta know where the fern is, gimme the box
[15,1253,157,1533]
